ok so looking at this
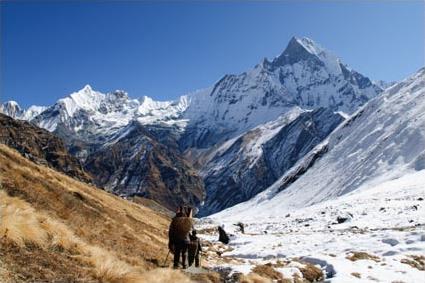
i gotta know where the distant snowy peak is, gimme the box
[32,84,188,139]
[0,101,46,120]
[271,36,342,75]
[58,84,105,117]
[180,36,382,149]
[215,67,425,219]
[0,101,23,118]
[8,36,383,152]
[23,105,48,120]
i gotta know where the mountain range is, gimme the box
[1,36,391,213]
[214,67,425,220]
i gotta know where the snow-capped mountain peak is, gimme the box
[214,67,425,219]
[272,36,342,75]
[22,105,48,120]
[0,101,24,119]
[8,36,384,160]
[59,84,105,116]
[0,100,46,120]
[180,36,382,149]
[3,100,20,108]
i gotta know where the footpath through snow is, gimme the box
[197,170,425,282]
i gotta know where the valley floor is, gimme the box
[198,170,425,282]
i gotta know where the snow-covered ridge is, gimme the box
[0,100,46,120]
[277,36,343,75]
[179,36,383,149]
[213,67,425,220]
[28,84,190,135]
[4,36,382,146]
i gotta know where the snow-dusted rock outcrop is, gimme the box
[1,36,385,213]
[214,67,425,219]
[0,101,46,121]
[199,107,344,215]
[179,37,382,149]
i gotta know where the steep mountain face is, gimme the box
[84,121,204,211]
[32,85,189,137]
[0,101,46,120]
[180,37,382,149]
[214,67,425,219]
[0,113,91,183]
[30,85,189,160]
[199,107,344,215]
[27,86,203,210]
[2,36,384,215]
[0,101,24,118]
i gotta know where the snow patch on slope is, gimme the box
[200,169,425,282]
[215,67,425,219]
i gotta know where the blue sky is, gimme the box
[1,1,424,108]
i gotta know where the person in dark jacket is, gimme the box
[188,230,202,267]
[168,206,193,268]
[218,225,229,244]
[174,206,184,218]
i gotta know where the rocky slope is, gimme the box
[0,113,91,183]
[180,37,382,149]
[1,36,384,214]
[26,87,203,210]
[85,121,205,211]
[200,68,425,282]
[0,143,195,283]
[214,67,425,219]
[199,107,344,215]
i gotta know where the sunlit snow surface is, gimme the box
[213,68,425,218]
[198,68,425,282]
[199,170,425,282]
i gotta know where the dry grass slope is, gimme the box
[0,144,192,282]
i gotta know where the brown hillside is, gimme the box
[84,122,205,211]
[0,144,191,282]
[0,113,91,183]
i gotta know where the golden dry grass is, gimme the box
[346,252,381,262]
[251,264,284,281]
[239,273,273,283]
[0,144,192,282]
[351,272,362,278]
[298,263,324,282]
[400,255,425,271]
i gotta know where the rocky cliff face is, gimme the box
[198,108,344,215]
[26,86,203,210]
[84,121,204,211]
[2,36,384,215]
[213,68,425,219]
[0,113,91,183]
[179,37,382,149]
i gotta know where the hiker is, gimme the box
[168,206,193,269]
[234,222,245,234]
[188,230,202,267]
[218,225,229,244]
[174,206,184,218]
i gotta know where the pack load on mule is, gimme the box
[168,205,203,269]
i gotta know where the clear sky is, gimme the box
[1,1,424,108]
